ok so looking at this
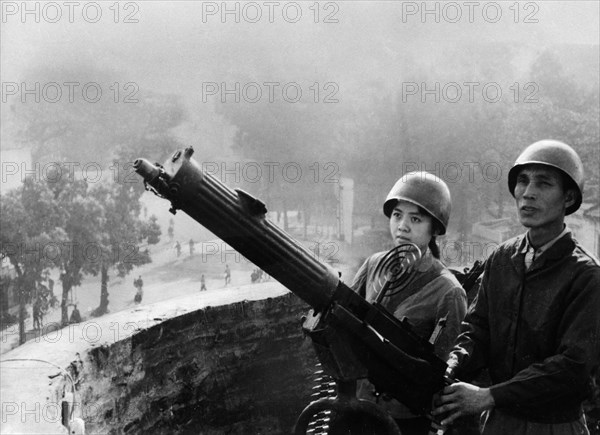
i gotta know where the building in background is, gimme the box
[567,200,600,259]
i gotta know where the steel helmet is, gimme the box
[383,171,451,235]
[508,140,584,215]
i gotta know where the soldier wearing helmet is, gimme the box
[434,140,600,435]
[350,171,467,435]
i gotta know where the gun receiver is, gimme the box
[135,148,448,428]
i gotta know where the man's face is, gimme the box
[514,165,575,231]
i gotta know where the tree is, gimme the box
[0,178,65,342]
[220,99,341,231]
[89,181,161,317]
[41,169,105,325]
[7,60,186,174]
[497,49,600,189]
[5,61,184,323]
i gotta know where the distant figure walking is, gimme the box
[168,218,174,242]
[46,277,58,308]
[175,241,181,257]
[69,304,82,324]
[33,297,43,330]
[134,275,144,304]
[189,239,195,257]
[251,268,265,283]
[200,274,207,291]
[224,264,231,286]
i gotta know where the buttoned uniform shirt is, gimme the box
[448,231,600,427]
[351,249,467,419]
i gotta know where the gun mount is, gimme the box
[135,148,448,434]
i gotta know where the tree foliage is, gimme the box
[217,45,598,243]
[89,181,161,317]
[0,178,66,341]
[3,61,180,325]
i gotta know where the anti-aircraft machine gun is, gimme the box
[135,148,460,435]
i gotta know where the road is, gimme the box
[1,237,269,355]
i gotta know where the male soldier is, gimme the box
[433,140,600,434]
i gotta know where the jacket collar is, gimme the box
[539,230,574,262]
[513,230,574,273]
[520,225,569,257]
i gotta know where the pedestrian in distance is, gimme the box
[189,238,195,257]
[433,140,600,435]
[69,304,82,324]
[224,264,231,286]
[134,275,144,304]
[175,240,181,258]
[32,296,42,330]
[200,274,207,291]
[168,218,174,242]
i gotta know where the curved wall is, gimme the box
[81,293,318,434]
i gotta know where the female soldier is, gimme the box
[351,171,467,435]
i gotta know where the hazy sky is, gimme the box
[0,2,599,255]
[2,1,598,98]
[1,0,599,167]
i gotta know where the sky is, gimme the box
[1,1,599,190]
[2,1,599,101]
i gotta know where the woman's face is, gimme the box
[389,200,435,253]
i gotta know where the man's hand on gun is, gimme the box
[432,381,495,427]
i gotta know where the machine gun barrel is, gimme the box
[134,148,338,312]
[136,147,448,419]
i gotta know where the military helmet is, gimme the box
[383,171,451,235]
[508,140,584,215]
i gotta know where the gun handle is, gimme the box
[425,375,460,435]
